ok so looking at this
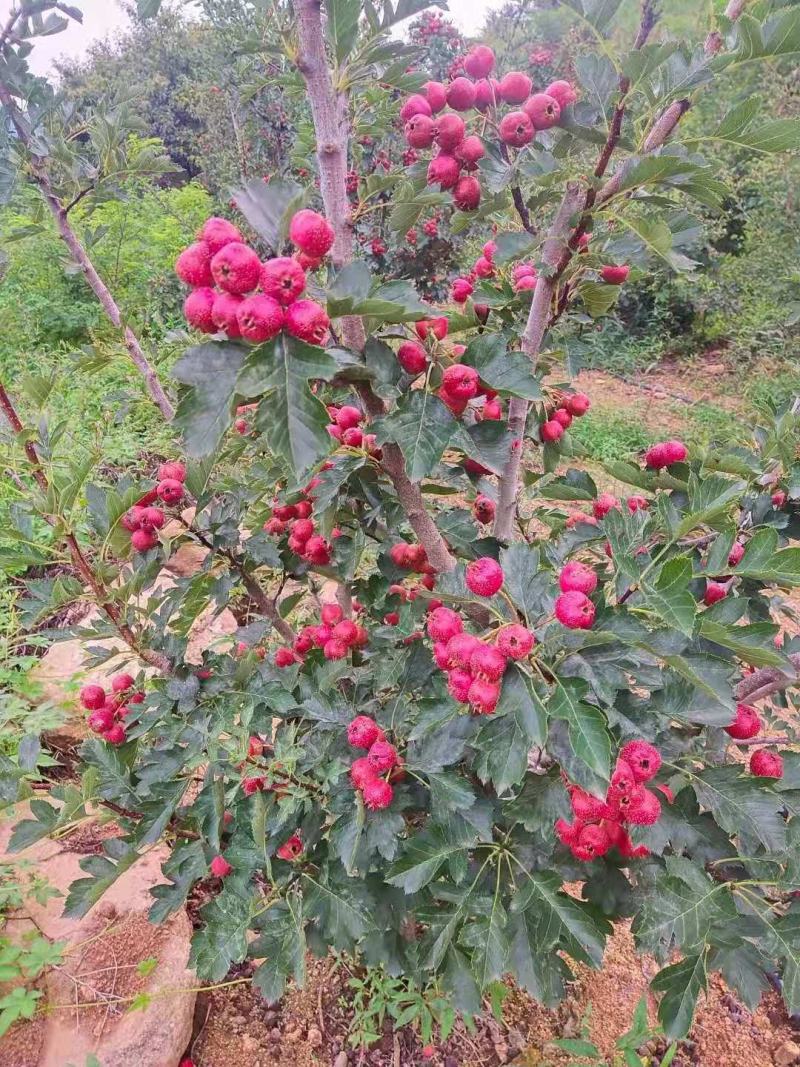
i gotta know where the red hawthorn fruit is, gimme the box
[546,80,578,110]
[523,93,561,129]
[446,632,483,669]
[289,519,313,543]
[452,175,481,211]
[704,580,728,606]
[80,684,106,710]
[470,643,507,681]
[210,854,232,878]
[199,216,242,254]
[772,490,787,507]
[555,817,582,846]
[434,112,466,151]
[427,152,461,189]
[450,278,474,304]
[427,606,463,643]
[624,788,661,825]
[260,256,306,306]
[474,77,499,110]
[289,209,335,258]
[175,241,213,287]
[211,291,244,337]
[559,561,598,595]
[473,255,494,278]
[644,439,688,469]
[447,76,477,111]
[416,317,448,342]
[405,113,435,148]
[555,591,596,629]
[285,299,330,345]
[242,776,265,795]
[294,630,314,656]
[184,287,217,333]
[158,461,186,483]
[571,787,609,821]
[572,823,611,861]
[323,638,348,660]
[332,619,359,645]
[368,740,398,772]
[350,755,378,789]
[335,405,362,430]
[627,495,649,512]
[139,506,165,530]
[540,419,564,442]
[156,478,184,506]
[274,647,297,668]
[468,676,500,714]
[433,641,451,669]
[473,494,496,524]
[131,528,158,552]
[465,557,504,597]
[277,834,304,860]
[88,707,116,733]
[399,93,432,121]
[564,392,591,416]
[499,71,532,104]
[593,492,620,519]
[495,624,535,660]
[396,341,428,376]
[441,364,479,401]
[304,535,331,564]
[750,749,784,778]
[384,611,400,626]
[423,80,447,113]
[342,426,363,447]
[112,673,135,693]
[248,735,264,758]
[295,250,323,271]
[273,503,298,521]
[103,723,127,745]
[320,603,343,627]
[447,667,474,703]
[463,44,495,78]
[552,408,572,429]
[619,740,662,782]
[514,274,536,293]
[728,540,745,567]
[457,135,485,166]
[121,506,145,532]
[725,703,761,739]
[499,110,534,147]
[362,777,393,811]
[608,759,637,798]
[480,397,503,420]
[600,264,630,285]
[210,242,261,294]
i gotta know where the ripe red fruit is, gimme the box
[451,278,474,304]
[427,152,461,189]
[112,673,135,693]
[523,92,561,130]
[446,632,483,670]
[593,492,620,519]
[728,540,745,567]
[704,580,728,606]
[555,591,596,629]
[627,495,649,512]
[600,264,630,285]
[121,506,144,532]
[399,93,432,121]
[318,603,341,627]
[473,255,494,278]
[470,643,507,681]
[624,788,661,825]
[103,723,127,745]
[750,749,784,778]
[405,113,435,148]
[441,364,479,401]
[199,216,242,254]
[175,241,213,287]
[423,80,447,113]
[465,557,504,597]
[434,112,466,151]
[183,287,217,333]
[139,506,165,530]
[772,490,787,507]
[422,1046,436,1061]
[289,209,335,258]
[467,676,501,714]
[540,419,564,442]
[236,294,285,343]
[131,528,158,552]
[304,535,332,565]
[499,110,534,147]
[88,706,117,733]
[464,44,495,78]
[323,638,348,660]
[546,80,578,110]
[397,341,428,375]
[474,78,499,110]
[260,256,306,305]
[80,684,106,710]
[415,316,448,341]
[210,854,232,878]
[368,740,398,772]
[570,787,609,821]
[158,461,186,483]
[210,241,261,294]
[333,405,360,431]
[447,667,473,703]
[285,299,330,345]
[362,777,393,811]
[277,834,304,860]
[572,823,611,861]
[499,71,532,104]
[473,494,495,524]
[211,291,244,337]
[350,756,378,789]
[725,703,761,740]
[549,409,570,431]
[156,478,184,506]
[274,647,297,668]
[495,624,535,660]
[559,561,598,595]
[453,175,481,211]
[457,135,485,166]
[332,620,359,646]
[427,607,463,644]
[564,392,590,416]
[447,77,477,111]
[645,439,688,469]
[619,740,661,782]
[242,776,265,795]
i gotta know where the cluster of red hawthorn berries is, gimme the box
[121,460,186,552]
[724,703,785,778]
[347,715,401,810]
[556,741,666,861]
[325,402,379,454]
[539,389,591,444]
[275,600,369,667]
[176,210,333,346]
[79,673,144,746]
[263,471,334,567]
[400,44,578,214]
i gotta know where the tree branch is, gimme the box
[0,381,172,673]
[734,654,800,705]
[291,0,456,572]
[0,80,175,421]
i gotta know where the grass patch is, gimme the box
[570,409,653,463]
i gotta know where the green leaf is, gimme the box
[426,771,477,813]
[250,894,307,1003]
[374,391,455,481]
[326,0,361,63]
[691,765,787,853]
[507,909,572,1005]
[548,679,612,783]
[173,342,248,458]
[633,873,734,959]
[189,879,252,981]
[232,179,305,250]
[500,544,542,623]
[462,334,542,400]
[510,869,611,967]
[386,821,476,894]
[699,618,785,668]
[678,473,746,537]
[236,335,337,476]
[640,556,696,638]
[578,279,620,317]
[651,954,706,1040]
[493,231,537,264]
[64,843,140,919]
[137,0,162,16]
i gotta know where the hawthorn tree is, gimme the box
[4,0,800,1045]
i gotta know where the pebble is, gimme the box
[333,1053,348,1067]
[774,1039,800,1066]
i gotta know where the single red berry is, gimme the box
[347,716,382,751]
[465,557,504,597]
[593,492,620,519]
[570,787,610,821]
[555,591,596,629]
[199,216,242,253]
[552,408,572,429]
[499,110,534,147]
[157,461,186,483]
[289,209,335,258]
[725,703,761,740]
[772,490,787,508]
[211,291,244,337]
[242,776,265,795]
[323,637,348,660]
[473,494,496,524]
[275,647,298,668]
[559,561,598,595]
[600,264,630,285]
[80,684,106,710]
[427,152,461,189]
[332,619,359,646]
[540,419,564,442]
[423,80,447,113]
[285,299,330,345]
[103,723,127,745]
[523,92,560,129]
[447,76,477,111]
[565,392,590,417]
[474,78,499,110]
[156,478,184,506]
[727,540,745,567]
[210,854,232,878]
[498,71,532,104]
[546,80,578,110]
[405,113,436,149]
[260,256,306,306]
[434,112,466,151]
[624,788,662,825]
[627,495,649,512]
[276,833,304,860]
[704,580,729,606]
[397,341,428,375]
[457,135,485,166]
[368,739,398,773]
[422,1045,436,1060]
[452,175,481,211]
[447,667,473,702]
[427,606,463,643]
[463,44,495,78]
[607,759,637,799]
[131,528,158,552]
[175,241,213,287]
[362,777,393,811]
[320,603,342,627]
[495,624,535,660]
[451,277,474,304]
[88,706,116,733]
[399,93,432,122]
[350,756,379,789]
[210,241,261,294]
[112,673,135,693]
[750,749,784,777]
[183,286,217,333]
[619,740,662,782]
[442,364,479,402]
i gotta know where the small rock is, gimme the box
[333,1053,348,1067]
[774,1040,800,1067]
[307,1026,323,1048]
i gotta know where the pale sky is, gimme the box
[1,0,503,75]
